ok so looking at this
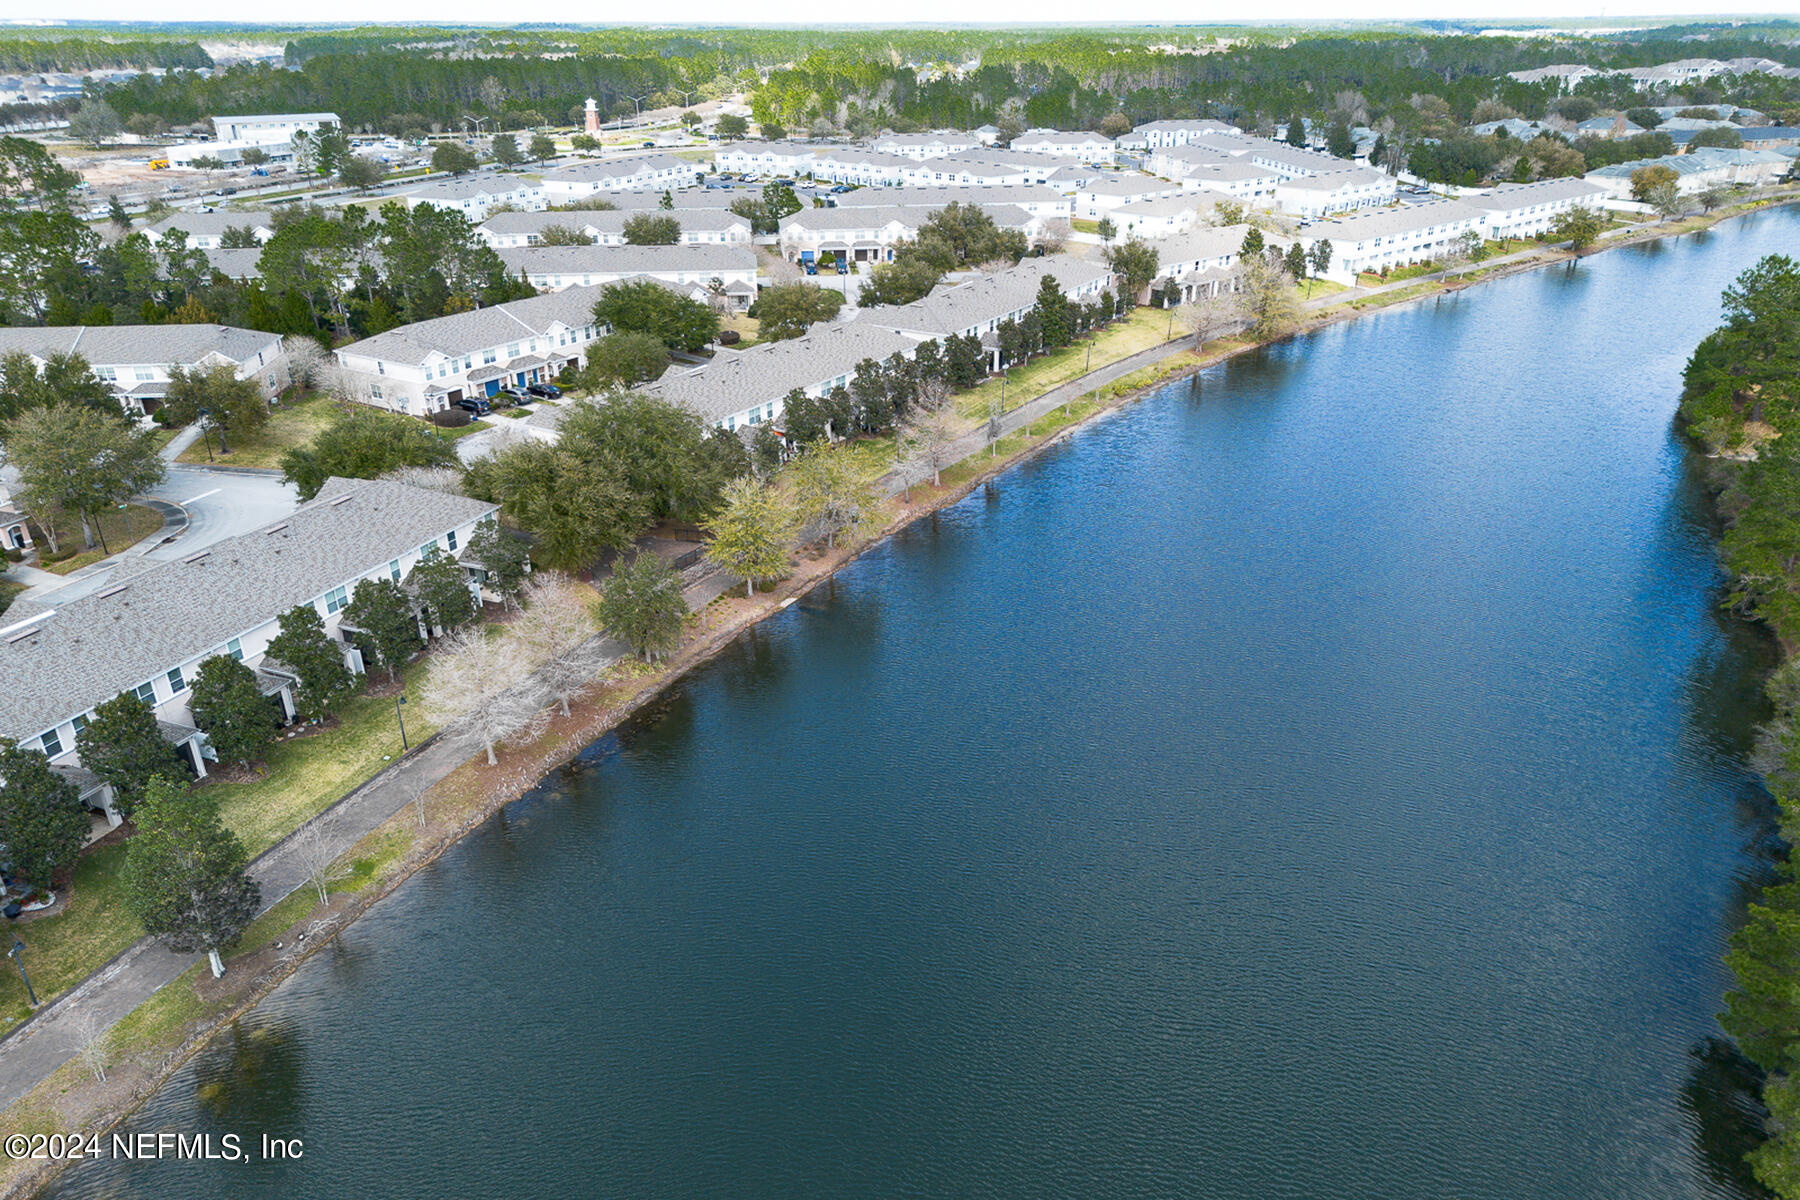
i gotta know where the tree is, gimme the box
[1241,226,1265,258]
[74,692,183,819]
[1630,164,1680,205]
[342,578,421,682]
[162,363,267,450]
[507,571,597,712]
[1626,106,1663,130]
[753,283,843,341]
[189,655,278,769]
[0,739,87,888]
[1099,112,1132,138]
[463,440,644,570]
[240,146,268,167]
[1285,113,1308,147]
[266,604,359,721]
[432,142,480,176]
[528,133,557,161]
[408,552,477,632]
[622,213,681,245]
[2,403,165,553]
[107,195,131,230]
[1105,237,1160,305]
[594,552,687,662]
[1308,239,1334,285]
[419,625,545,766]
[592,280,719,352]
[68,99,122,148]
[859,257,944,307]
[1689,127,1744,151]
[1550,206,1602,252]
[1033,274,1072,349]
[716,113,749,140]
[570,133,600,153]
[1326,119,1355,159]
[1182,288,1241,351]
[1240,256,1299,341]
[491,134,523,168]
[289,820,351,906]
[1095,216,1117,243]
[338,155,385,191]
[467,519,531,609]
[706,476,793,597]
[898,381,959,490]
[1698,186,1731,214]
[788,440,879,553]
[121,778,259,978]
[0,351,116,426]
[581,330,671,387]
[279,408,460,500]
[1284,241,1309,284]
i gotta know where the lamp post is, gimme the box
[395,693,409,752]
[8,937,38,1008]
[196,406,214,461]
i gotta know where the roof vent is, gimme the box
[266,522,291,535]
[182,549,211,564]
[329,494,354,506]
[96,584,129,600]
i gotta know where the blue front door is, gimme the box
[484,380,500,397]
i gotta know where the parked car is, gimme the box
[492,386,529,407]
[525,382,561,399]
[457,397,492,416]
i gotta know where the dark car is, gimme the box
[526,382,562,399]
[458,396,492,416]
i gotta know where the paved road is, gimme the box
[140,466,297,562]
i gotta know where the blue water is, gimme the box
[46,210,1800,1200]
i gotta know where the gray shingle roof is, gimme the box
[142,210,275,239]
[1461,179,1607,211]
[0,477,497,743]
[496,243,757,277]
[335,287,606,366]
[831,184,1067,210]
[858,255,1113,340]
[650,324,918,423]
[0,324,281,370]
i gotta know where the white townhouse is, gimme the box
[1120,118,1244,150]
[332,286,606,413]
[809,147,911,188]
[1179,159,1282,205]
[1146,223,1271,304]
[651,323,921,433]
[0,324,288,419]
[1273,166,1397,220]
[1505,65,1601,90]
[1625,58,1729,89]
[832,184,1074,221]
[495,244,759,306]
[1584,146,1793,199]
[1247,142,1353,181]
[1075,175,1187,219]
[1462,178,1608,240]
[406,176,547,221]
[1110,194,1212,239]
[872,131,983,161]
[900,156,1038,188]
[1009,129,1118,164]
[0,476,496,825]
[537,153,702,202]
[1146,141,1237,180]
[858,255,1114,371]
[777,207,917,265]
[1299,200,1490,285]
[212,111,340,144]
[142,209,277,249]
[712,140,819,177]
[476,209,750,248]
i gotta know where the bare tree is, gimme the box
[282,336,328,392]
[1182,286,1242,352]
[291,820,351,906]
[69,1011,110,1084]
[420,625,547,765]
[899,409,959,490]
[380,465,468,495]
[507,572,597,716]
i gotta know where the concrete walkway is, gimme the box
[0,568,742,1110]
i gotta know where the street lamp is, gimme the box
[196,406,214,461]
[8,936,38,1008]
[395,693,409,751]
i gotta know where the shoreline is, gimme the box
[5,190,1797,1200]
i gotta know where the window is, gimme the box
[389,558,402,581]
[370,384,384,400]
[167,667,187,693]
[226,637,243,661]
[324,585,349,614]
[420,539,439,559]
[134,681,157,704]
[482,350,497,365]
[40,728,62,756]
[71,714,88,736]
[135,368,156,382]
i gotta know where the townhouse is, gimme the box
[1146,141,1239,181]
[475,208,752,249]
[1110,194,1211,239]
[712,140,820,177]
[1178,159,1282,205]
[0,476,496,823]
[1119,118,1244,151]
[775,203,1046,265]
[858,255,1114,371]
[899,155,1039,188]
[1075,175,1187,219]
[1584,146,1794,198]
[212,112,340,143]
[142,209,277,249]
[0,324,289,419]
[1146,223,1267,304]
[1247,141,1353,181]
[1298,200,1490,285]
[1009,129,1118,164]
[331,286,607,414]
[406,176,547,221]
[1462,178,1608,240]
[494,244,758,305]
[808,147,911,188]
[831,184,1074,221]
[651,323,921,432]
[537,153,702,202]
[1505,64,1601,89]
[1272,166,1396,220]
[872,131,983,161]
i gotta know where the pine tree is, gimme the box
[74,692,184,818]
[122,778,260,977]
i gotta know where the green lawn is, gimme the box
[1071,218,1103,234]
[0,578,24,618]
[176,392,341,469]
[0,654,442,1023]
[956,309,1171,421]
[35,504,167,575]
[440,418,494,439]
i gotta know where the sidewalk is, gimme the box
[0,568,741,1111]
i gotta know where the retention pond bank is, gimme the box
[44,206,1800,1200]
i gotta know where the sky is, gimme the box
[22,2,1800,26]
